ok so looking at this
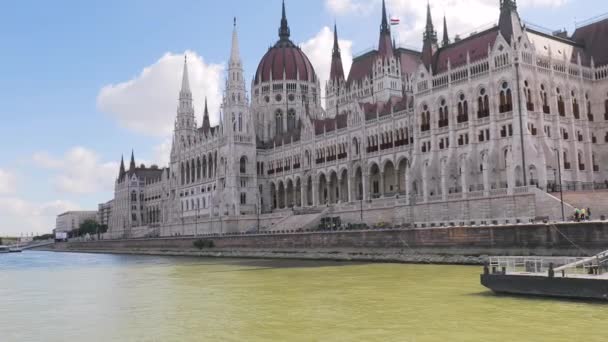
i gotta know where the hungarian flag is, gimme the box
[390,17,400,26]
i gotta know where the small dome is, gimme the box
[254,1,317,85]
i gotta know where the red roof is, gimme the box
[572,18,608,66]
[255,42,317,85]
[347,51,375,85]
[433,27,499,73]
[397,48,421,74]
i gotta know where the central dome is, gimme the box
[254,1,317,85]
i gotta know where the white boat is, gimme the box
[9,247,22,253]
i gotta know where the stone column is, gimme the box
[404,167,410,205]
[347,174,353,203]
[422,166,428,202]
[461,162,468,199]
[441,163,448,201]
[312,179,319,207]
[301,182,306,208]
[362,171,369,201]
[483,162,490,196]
[379,172,385,198]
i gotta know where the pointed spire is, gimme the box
[498,0,522,43]
[129,150,136,171]
[378,0,393,57]
[119,155,125,179]
[330,23,345,82]
[230,17,240,63]
[380,0,390,34]
[180,55,191,95]
[278,0,291,41]
[422,2,438,70]
[202,97,211,134]
[442,15,450,47]
[424,2,437,43]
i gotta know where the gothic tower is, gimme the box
[217,18,258,219]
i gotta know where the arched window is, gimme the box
[540,84,550,114]
[420,105,431,131]
[275,109,283,134]
[572,90,580,119]
[287,109,296,130]
[499,82,512,113]
[457,93,468,123]
[185,162,190,184]
[524,81,534,111]
[557,88,565,116]
[563,150,571,170]
[578,151,585,171]
[478,88,489,118]
[604,96,608,120]
[240,156,247,174]
[238,113,243,132]
[131,191,137,202]
[586,93,593,121]
[438,99,449,127]
[180,162,185,185]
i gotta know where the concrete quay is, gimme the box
[40,221,608,265]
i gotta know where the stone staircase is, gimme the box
[561,190,608,218]
[267,208,330,232]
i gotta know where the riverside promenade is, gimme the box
[41,221,608,264]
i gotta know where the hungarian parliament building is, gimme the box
[104,0,608,238]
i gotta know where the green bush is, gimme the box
[193,239,215,250]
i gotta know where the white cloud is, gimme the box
[325,0,375,15]
[0,168,17,195]
[32,147,118,195]
[301,26,354,109]
[152,138,172,167]
[0,197,80,236]
[97,51,224,137]
[326,0,569,49]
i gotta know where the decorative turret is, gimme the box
[129,150,136,171]
[330,23,345,82]
[175,55,196,132]
[422,2,438,69]
[498,0,522,43]
[202,97,211,134]
[442,15,450,47]
[378,0,393,58]
[119,155,125,180]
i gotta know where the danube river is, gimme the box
[1,251,607,341]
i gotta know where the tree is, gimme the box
[75,219,100,237]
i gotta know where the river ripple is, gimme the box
[1,251,606,341]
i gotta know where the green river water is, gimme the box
[1,251,606,341]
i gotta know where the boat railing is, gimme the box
[488,256,587,275]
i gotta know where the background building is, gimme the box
[55,211,98,233]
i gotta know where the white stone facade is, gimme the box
[105,1,608,238]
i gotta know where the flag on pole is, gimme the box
[390,17,400,26]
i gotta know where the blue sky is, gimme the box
[0,0,605,236]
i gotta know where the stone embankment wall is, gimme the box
[45,222,608,264]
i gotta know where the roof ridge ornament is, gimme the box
[278,0,291,41]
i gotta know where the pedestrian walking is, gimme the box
[574,208,580,222]
[581,208,587,221]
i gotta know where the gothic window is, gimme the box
[185,162,190,184]
[478,88,490,118]
[540,84,549,114]
[557,88,565,116]
[578,151,585,171]
[240,156,247,174]
[131,191,137,202]
[420,104,431,132]
[238,113,243,132]
[287,109,296,130]
[232,113,236,131]
[457,94,469,123]
[180,162,185,185]
[196,158,201,181]
[275,109,283,134]
[605,96,608,120]
[571,90,580,119]
[586,93,593,121]
[438,99,449,128]
[499,82,512,113]
[524,81,534,111]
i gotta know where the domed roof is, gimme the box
[254,1,317,85]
